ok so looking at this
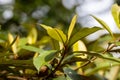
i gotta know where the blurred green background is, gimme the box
[0,0,119,37]
[0,0,120,80]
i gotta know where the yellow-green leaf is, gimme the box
[73,40,87,58]
[73,40,87,72]
[111,4,120,29]
[92,15,115,40]
[40,24,66,43]
[68,15,77,40]
[27,27,37,44]
[8,33,19,58]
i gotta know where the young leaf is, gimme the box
[68,15,77,40]
[92,15,115,40]
[8,33,19,56]
[27,27,37,44]
[40,24,67,43]
[111,4,120,29]
[68,27,101,47]
[33,50,56,72]
[73,40,87,72]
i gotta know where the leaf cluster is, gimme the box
[0,3,120,80]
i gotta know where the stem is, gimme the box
[45,46,68,79]
[75,56,96,71]
[103,42,116,54]
[60,58,89,67]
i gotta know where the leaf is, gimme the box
[18,38,28,47]
[111,4,120,29]
[20,45,44,53]
[77,51,120,63]
[63,53,83,63]
[8,33,19,54]
[51,76,67,80]
[38,36,51,45]
[92,15,115,40]
[0,31,8,41]
[85,61,120,76]
[72,40,87,58]
[72,40,87,71]
[68,27,101,47]
[114,42,120,46]
[63,67,84,80]
[40,24,67,43]
[51,39,60,50]
[0,59,33,65]
[33,50,56,72]
[27,27,37,44]
[68,15,77,40]
[62,55,88,67]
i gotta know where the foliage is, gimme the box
[0,3,120,80]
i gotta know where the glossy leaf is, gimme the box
[68,15,77,40]
[72,40,87,71]
[111,4,120,29]
[8,33,19,54]
[63,67,84,80]
[72,40,87,58]
[68,27,101,47]
[33,50,56,72]
[40,24,67,43]
[27,27,37,44]
[92,15,115,40]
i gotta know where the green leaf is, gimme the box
[51,76,67,80]
[20,45,44,53]
[75,51,120,63]
[33,50,56,72]
[68,15,77,40]
[0,31,8,41]
[27,27,37,44]
[63,67,84,80]
[92,15,115,40]
[40,24,67,43]
[85,61,120,76]
[114,42,120,46]
[68,27,101,47]
[111,4,120,29]
[18,38,28,47]
[62,53,88,64]
[0,59,33,65]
